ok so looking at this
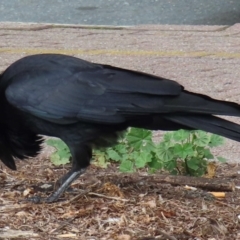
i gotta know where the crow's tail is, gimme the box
[164,114,240,142]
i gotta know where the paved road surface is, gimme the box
[0,0,240,25]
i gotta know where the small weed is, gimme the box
[46,128,226,176]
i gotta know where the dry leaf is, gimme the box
[23,188,32,197]
[16,211,29,217]
[145,200,156,208]
[205,162,217,178]
[117,234,131,240]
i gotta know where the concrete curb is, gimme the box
[1,21,240,31]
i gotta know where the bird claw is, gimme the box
[21,196,45,204]
[21,194,64,204]
[21,168,86,204]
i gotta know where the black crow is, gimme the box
[1,53,240,203]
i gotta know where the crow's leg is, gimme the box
[44,168,87,203]
[25,144,92,203]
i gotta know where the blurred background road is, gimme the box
[0,0,240,26]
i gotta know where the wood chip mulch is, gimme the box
[1,157,240,240]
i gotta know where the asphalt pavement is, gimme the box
[0,0,240,26]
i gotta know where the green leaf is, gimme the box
[50,152,70,166]
[113,144,128,155]
[193,131,211,147]
[163,160,177,171]
[126,128,153,150]
[148,158,162,170]
[209,134,225,147]
[163,132,173,142]
[46,139,69,150]
[46,139,71,166]
[119,160,134,172]
[134,151,153,168]
[95,155,109,168]
[187,158,199,171]
[169,169,178,175]
[217,156,227,163]
[172,129,190,142]
[46,139,59,148]
[173,143,194,159]
[143,143,155,153]
[106,149,121,161]
[194,168,206,177]
[156,143,174,161]
[202,148,214,159]
[121,153,130,161]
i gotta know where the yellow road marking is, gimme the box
[0,48,240,58]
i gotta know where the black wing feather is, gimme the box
[4,54,240,125]
[4,54,181,124]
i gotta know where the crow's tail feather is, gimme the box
[164,114,240,142]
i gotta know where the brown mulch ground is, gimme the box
[1,156,240,240]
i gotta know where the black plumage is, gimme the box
[1,53,240,203]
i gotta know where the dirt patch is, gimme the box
[1,158,240,240]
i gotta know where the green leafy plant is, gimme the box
[94,128,155,172]
[155,130,226,176]
[46,128,226,176]
[46,139,71,165]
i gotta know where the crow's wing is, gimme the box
[4,54,182,124]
